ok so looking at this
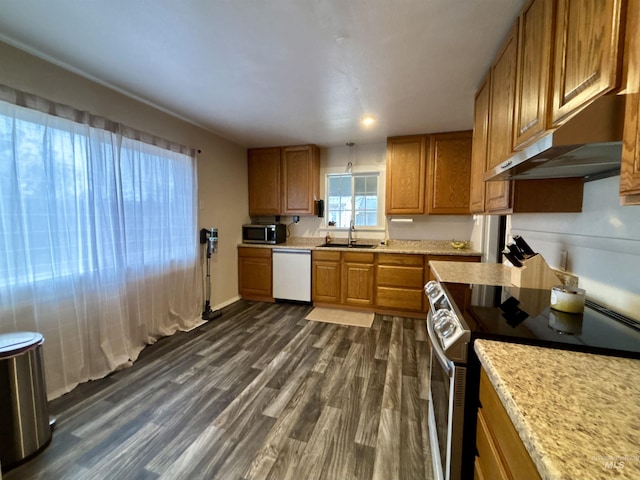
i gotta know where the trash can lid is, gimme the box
[0,332,44,358]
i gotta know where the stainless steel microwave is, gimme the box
[242,224,286,244]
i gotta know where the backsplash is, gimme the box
[509,175,640,321]
[281,214,475,244]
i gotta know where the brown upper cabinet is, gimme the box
[551,0,625,126]
[513,0,554,150]
[248,147,282,215]
[621,92,640,201]
[474,0,633,213]
[470,74,490,214]
[385,135,428,214]
[485,23,519,213]
[427,131,473,214]
[480,20,583,215]
[248,144,319,216]
[386,131,472,215]
[621,0,640,203]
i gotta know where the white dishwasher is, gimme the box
[272,248,311,302]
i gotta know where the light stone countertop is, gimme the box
[474,339,640,480]
[429,260,512,285]
[429,260,579,287]
[238,237,482,256]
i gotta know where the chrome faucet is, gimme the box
[348,218,355,245]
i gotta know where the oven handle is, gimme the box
[427,311,455,377]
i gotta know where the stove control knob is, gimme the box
[441,322,458,338]
[432,310,451,329]
[434,318,448,333]
[425,281,442,299]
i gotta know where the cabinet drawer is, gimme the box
[377,253,424,266]
[313,250,341,261]
[479,370,541,479]
[377,265,424,288]
[343,251,375,263]
[238,247,272,259]
[476,409,509,480]
[375,286,423,311]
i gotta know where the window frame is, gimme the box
[325,171,382,229]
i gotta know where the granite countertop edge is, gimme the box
[237,238,482,256]
[474,340,555,480]
[429,260,512,285]
[474,339,640,480]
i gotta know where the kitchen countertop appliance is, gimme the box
[242,223,286,245]
[424,280,640,480]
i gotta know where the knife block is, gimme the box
[508,254,561,289]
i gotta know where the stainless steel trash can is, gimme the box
[0,332,53,470]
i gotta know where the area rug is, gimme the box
[304,307,374,328]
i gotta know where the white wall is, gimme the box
[509,175,640,320]
[284,142,475,243]
[0,41,247,312]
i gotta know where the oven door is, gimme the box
[427,312,467,480]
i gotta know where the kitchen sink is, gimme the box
[317,243,376,249]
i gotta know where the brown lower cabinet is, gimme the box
[239,246,481,316]
[342,252,375,307]
[311,250,342,304]
[311,250,375,307]
[238,247,273,302]
[310,250,480,316]
[376,253,426,313]
[476,368,541,480]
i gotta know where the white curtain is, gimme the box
[0,98,202,399]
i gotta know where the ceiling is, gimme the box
[0,0,525,148]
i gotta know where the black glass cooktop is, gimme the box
[460,284,640,359]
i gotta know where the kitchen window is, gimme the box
[326,173,379,228]
[0,105,196,287]
[0,90,201,400]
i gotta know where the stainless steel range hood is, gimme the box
[485,94,626,182]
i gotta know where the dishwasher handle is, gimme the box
[272,249,311,254]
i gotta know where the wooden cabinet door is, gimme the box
[621,0,640,203]
[470,74,491,214]
[342,262,374,307]
[551,0,624,126]
[486,23,519,213]
[342,252,375,307]
[427,131,472,214]
[475,410,510,480]
[238,248,272,301]
[477,369,542,479]
[248,148,281,216]
[282,145,319,215]
[513,0,554,149]
[385,135,428,214]
[312,251,341,304]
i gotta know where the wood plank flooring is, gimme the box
[4,300,434,480]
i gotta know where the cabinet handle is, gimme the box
[500,160,512,169]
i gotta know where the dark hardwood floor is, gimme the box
[5,300,433,480]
